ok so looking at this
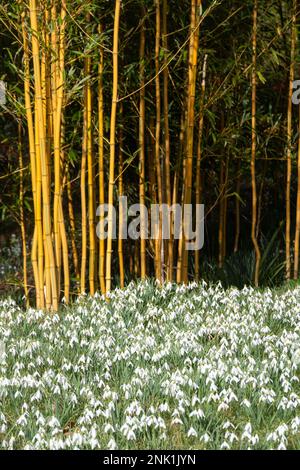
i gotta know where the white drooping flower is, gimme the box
[1,281,300,449]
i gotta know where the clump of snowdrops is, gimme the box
[1,280,300,449]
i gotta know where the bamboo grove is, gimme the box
[1,0,300,310]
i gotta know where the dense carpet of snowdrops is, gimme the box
[1,281,300,450]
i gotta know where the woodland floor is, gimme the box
[1,280,300,449]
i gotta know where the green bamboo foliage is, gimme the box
[1,0,299,309]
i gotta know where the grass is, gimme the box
[1,280,300,449]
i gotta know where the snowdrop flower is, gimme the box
[266,432,278,442]
[16,413,28,427]
[291,416,300,434]
[189,408,205,419]
[241,398,251,408]
[48,416,60,429]
[171,416,183,426]
[241,423,253,442]
[31,390,42,402]
[218,402,229,411]
[220,441,230,450]
[0,422,7,433]
[292,347,300,367]
[159,402,169,412]
[8,437,15,450]
[250,434,259,446]
[225,431,238,444]
[127,429,136,441]
[222,421,234,430]
[0,340,5,364]
[278,441,286,450]
[104,423,114,434]
[200,433,210,443]
[89,427,100,449]
[276,424,288,437]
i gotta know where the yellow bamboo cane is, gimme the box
[139,14,146,279]
[181,0,201,283]
[251,0,261,287]
[287,0,296,279]
[106,0,121,294]
[98,23,106,294]
[30,0,58,310]
[21,10,40,307]
[154,0,163,282]
[81,88,87,294]
[86,46,96,296]
[118,103,125,288]
[162,0,172,282]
